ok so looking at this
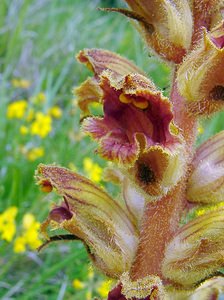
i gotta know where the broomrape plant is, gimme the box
[36,1,224,299]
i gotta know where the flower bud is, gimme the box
[106,0,193,63]
[36,164,139,278]
[186,130,224,204]
[177,21,224,115]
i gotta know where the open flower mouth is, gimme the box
[83,72,178,167]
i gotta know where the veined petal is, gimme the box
[111,0,193,63]
[36,164,139,278]
[177,21,224,115]
[82,116,140,165]
[75,48,145,116]
[162,207,224,287]
[76,48,145,78]
[187,130,224,203]
[74,77,103,115]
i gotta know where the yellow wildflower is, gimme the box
[73,279,85,289]
[30,112,52,138]
[13,213,42,253]
[48,106,62,118]
[26,109,35,122]
[86,291,92,300]
[31,92,46,104]
[22,213,42,249]
[97,280,112,298]
[7,100,27,119]
[83,158,102,182]
[0,206,18,242]
[11,78,31,89]
[26,147,44,161]
[20,125,29,135]
[14,236,26,253]
[23,213,35,229]
[87,266,94,280]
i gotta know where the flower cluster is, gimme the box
[11,78,31,89]
[0,207,18,242]
[36,1,224,299]
[14,213,42,253]
[0,207,42,253]
[73,267,113,299]
[7,92,62,139]
[83,157,103,183]
[7,86,62,162]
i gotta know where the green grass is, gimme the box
[0,0,223,299]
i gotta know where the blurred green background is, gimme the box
[0,0,223,299]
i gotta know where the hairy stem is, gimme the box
[130,73,198,280]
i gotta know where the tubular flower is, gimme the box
[177,20,224,115]
[102,0,193,63]
[37,2,224,300]
[36,164,139,278]
[77,49,186,198]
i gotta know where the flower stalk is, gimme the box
[36,1,224,299]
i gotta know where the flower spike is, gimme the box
[36,164,138,278]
